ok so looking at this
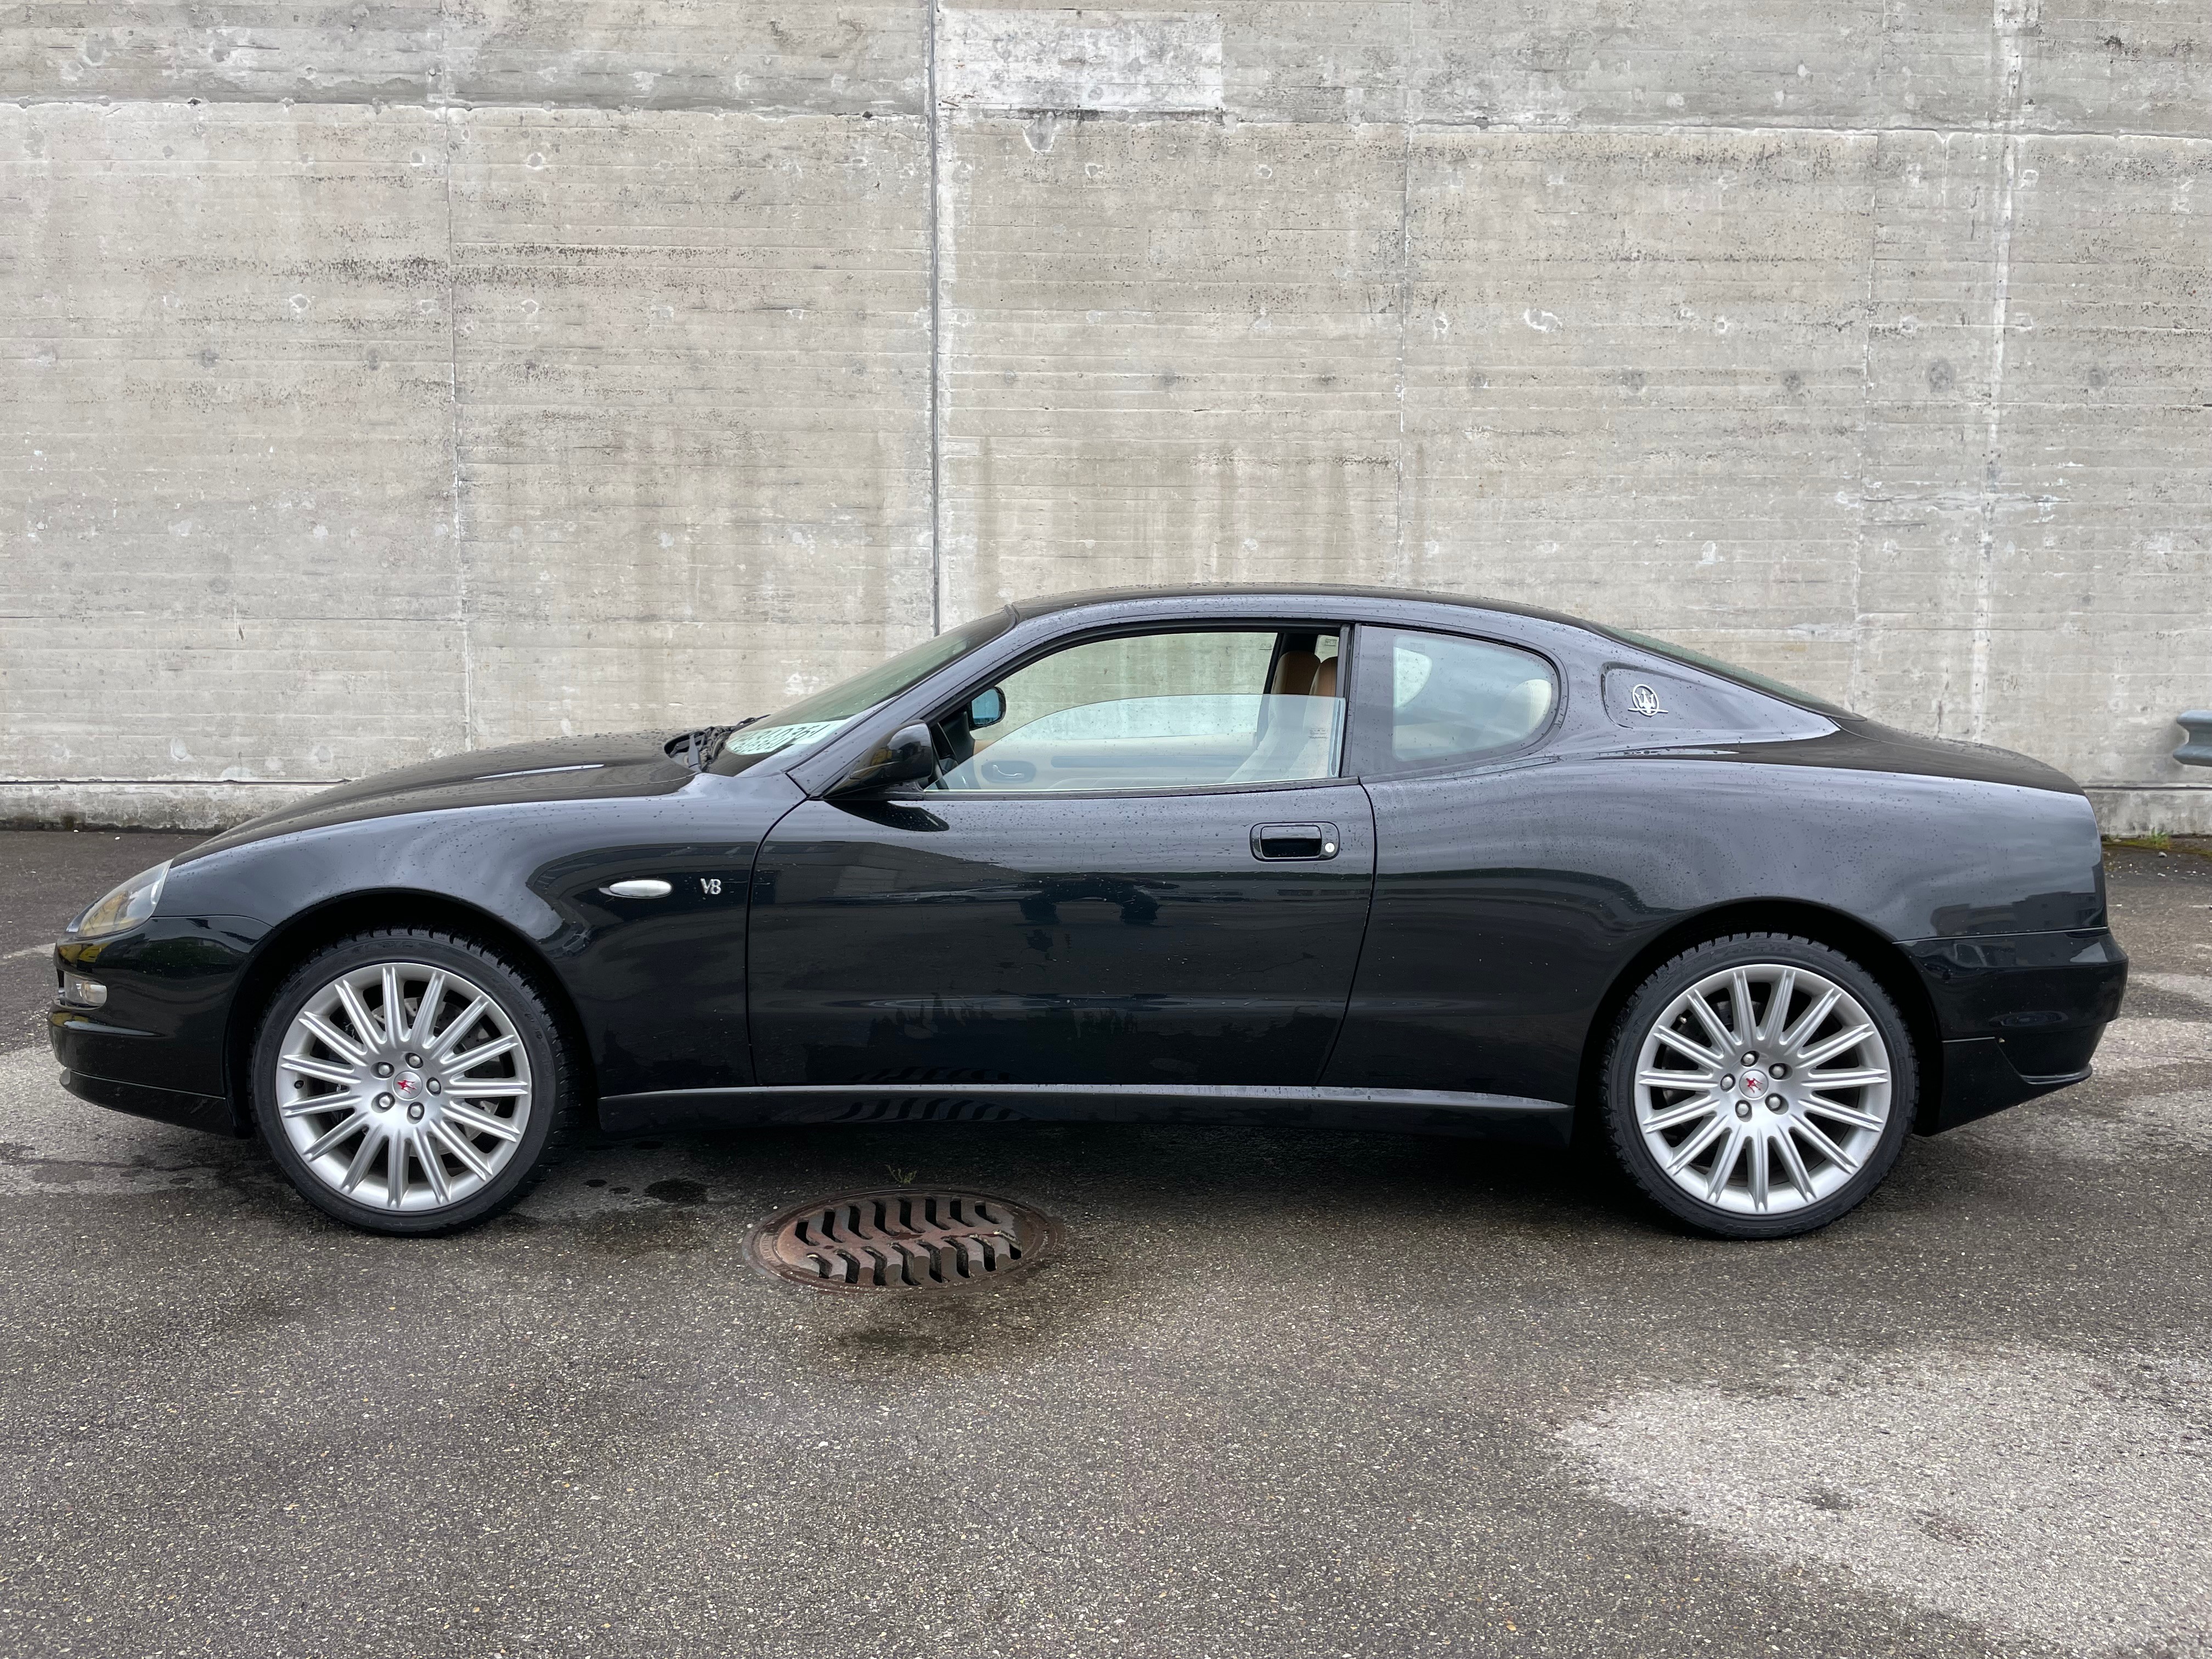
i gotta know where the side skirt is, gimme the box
[596,1082,1575,1147]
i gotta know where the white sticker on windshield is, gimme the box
[724,719,847,755]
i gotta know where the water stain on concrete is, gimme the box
[1562,1345,2212,1657]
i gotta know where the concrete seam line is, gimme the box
[1391,117,1411,584]
[445,104,471,753]
[1965,2,2030,744]
[2,96,2202,145]
[927,0,944,636]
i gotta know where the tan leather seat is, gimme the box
[1312,656,1338,698]
[1271,651,1320,697]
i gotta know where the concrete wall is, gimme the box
[4,2,2207,832]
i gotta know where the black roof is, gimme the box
[1006,583,1592,632]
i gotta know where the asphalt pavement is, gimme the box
[1,830,2207,1658]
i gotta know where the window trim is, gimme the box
[900,617,1357,800]
[1342,622,1565,782]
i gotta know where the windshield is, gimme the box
[1603,627,1852,718]
[708,610,1013,775]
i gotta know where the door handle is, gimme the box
[1250,822,1339,861]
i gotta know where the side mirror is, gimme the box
[829,721,938,797]
[969,686,1006,730]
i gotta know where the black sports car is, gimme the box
[51,586,2126,1239]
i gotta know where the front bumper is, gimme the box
[1908,927,2128,1133]
[48,913,265,1138]
[57,1064,234,1135]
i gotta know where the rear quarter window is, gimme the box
[1601,665,1835,741]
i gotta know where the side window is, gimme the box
[1350,627,1556,776]
[928,628,1344,793]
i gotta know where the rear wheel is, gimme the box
[250,928,577,1235]
[1602,933,1915,1239]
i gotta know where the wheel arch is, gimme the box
[224,889,599,1130]
[1574,899,1944,1141]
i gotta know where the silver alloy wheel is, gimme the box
[275,960,533,1212]
[1632,962,1893,1217]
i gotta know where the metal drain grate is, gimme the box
[750,1189,1053,1293]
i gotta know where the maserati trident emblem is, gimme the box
[1629,682,1665,717]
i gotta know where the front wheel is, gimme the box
[1601,933,1915,1239]
[251,928,578,1235]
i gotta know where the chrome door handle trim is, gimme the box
[602,879,673,899]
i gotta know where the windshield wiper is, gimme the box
[667,718,759,771]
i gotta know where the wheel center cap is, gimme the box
[393,1071,425,1099]
[1741,1071,1769,1098]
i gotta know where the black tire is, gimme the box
[1601,933,1916,1239]
[250,927,579,1236]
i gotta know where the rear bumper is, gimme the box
[1928,1039,2092,1133]
[1907,927,2127,1133]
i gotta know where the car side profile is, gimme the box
[50,586,2126,1239]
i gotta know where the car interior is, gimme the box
[927,628,1344,793]
[919,622,1558,793]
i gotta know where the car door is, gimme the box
[747,623,1376,1090]
[1321,622,1582,1102]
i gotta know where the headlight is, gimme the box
[70,861,171,939]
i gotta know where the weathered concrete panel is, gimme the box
[446,0,923,115]
[3,4,2207,830]
[0,101,461,784]
[939,9,1223,114]
[0,0,923,114]
[1409,0,2006,133]
[2027,0,2212,137]
[0,0,445,105]
[1400,129,1877,700]
[1211,0,1411,124]
[1852,129,2212,793]
[14,1,2203,137]
[939,1,1409,123]
[452,108,935,743]
[1978,134,2212,786]
[939,110,2208,830]
[1848,128,2007,738]
[937,115,1406,620]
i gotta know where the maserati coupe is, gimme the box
[50,586,2126,1238]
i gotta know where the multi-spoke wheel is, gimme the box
[251,929,575,1235]
[1603,933,1915,1238]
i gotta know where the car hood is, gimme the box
[182,731,700,861]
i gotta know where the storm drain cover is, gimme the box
[749,1189,1054,1293]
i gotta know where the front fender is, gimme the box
[57,772,806,1120]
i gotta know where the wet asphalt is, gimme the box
[1,830,2207,1658]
